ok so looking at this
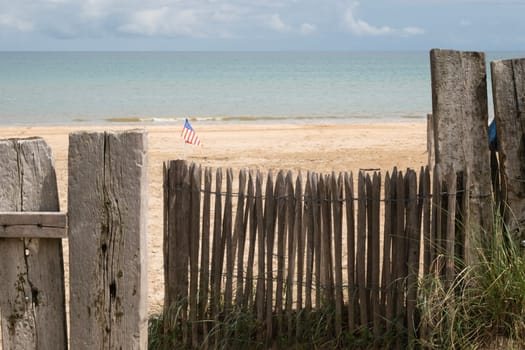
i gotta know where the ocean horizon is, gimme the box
[1,51,523,126]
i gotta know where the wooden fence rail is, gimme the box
[163,160,469,348]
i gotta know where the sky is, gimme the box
[0,0,524,51]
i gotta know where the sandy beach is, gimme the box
[0,122,428,314]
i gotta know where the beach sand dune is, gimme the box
[0,122,427,314]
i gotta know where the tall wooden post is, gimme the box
[491,58,525,243]
[68,130,148,349]
[430,49,493,263]
[0,138,67,350]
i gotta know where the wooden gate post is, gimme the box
[491,58,525,243]
[68,130,148,349]
[0,138,67,350]
[430,49,493,263]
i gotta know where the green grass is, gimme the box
[417,214,525,349]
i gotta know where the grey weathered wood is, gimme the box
[332,173,343,338]
[344,172,356,333]
[491,58,525,242]
[0,212,67,238]
[356,171,367,328]
[235,169,247,307]
[320,175,334,307]
[430,48,493,264]
[223,168,234,313]
[311,173,321,309]
[382,171,394,336]
[293,173,303,339]
[274,170,286,335]
[285,171,296,339]
[254,171,265,344]
[370,172,381,344]
[243,171,256,310]
[304,173,314,313]
[189,164,201,347]
[68,130,148,349]
[0,138,67,350]
[210,168,223,339]
[427,114,435,168]
[199,167,212,342]
[445,170,457,288]
[264,171,275,344]
[394,170,406,349]
[405,170,419,349]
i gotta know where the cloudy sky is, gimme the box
[0,0,524,51]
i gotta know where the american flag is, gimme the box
[180,118,202,146]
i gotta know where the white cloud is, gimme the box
[268,13,291,32]
[0,14,33,32]
[460,19,472,26]
[300,22,316,35]
[343,4,424,37]
[118,7,201,37]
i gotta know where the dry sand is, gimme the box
[0,122,428,314]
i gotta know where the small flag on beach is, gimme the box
[180,118,202,146]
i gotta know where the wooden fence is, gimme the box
[163,160,473,348]
[0,131,148,350]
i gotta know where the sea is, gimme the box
[0,51,523,126]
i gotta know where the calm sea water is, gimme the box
[0,51,523,126]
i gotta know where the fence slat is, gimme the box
[235,169,248,308]
[210,168,223,346]
[304,173,314,314]
[344,172,356,333]
[69,130,148,349]
[275,170,287,335]
[223,169,234,315]
[189,164,201,347]
[255,171,265,344]
[320,175,334,309]
[293,172,304,339]
[382,171,394,336]
[406,170,420,349]
[445,170,457,288]
[285,171,297,340]
[332,173,344,338]
[491,58,525,242]
[0,138,67,350]
[264,171,276,345]
[430,48,493,264]
[370,172,382,344]
[312,174,321,309]
[243,171,256,309]
[394,170,406,349]
[356,171,368,329]
[199,167,212,343]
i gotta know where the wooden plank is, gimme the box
[382,171,394,336]
[68,130,148,349]
[285,171,296,339]
[430,48,493,264]
[243,171,256,309]
[189,164,201,347]
[293,172,303,339]
[210,168,223,345]
[445,170,457,288]
[356,171,368,329]
[344,172,356,333]
[304,173,314,313]
[320,174,334,307]
[431,165,442,274]
[0,138,67,350]
[370,172,381,344]
[394,170,406,349]
[311,173,321,309]
[421,167,432,275]
[235,169,248,307]
[491,58,525,242]
[199,167,212,343]
[427,114,435,168]
[405,170,419,349]
[332,173,344,338]
[223,168,234,314]
[275,170,286,335]
[254,171,265,344]
[264,171,276,344]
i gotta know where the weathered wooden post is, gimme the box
[68,130,148,349]
[491,58,525,243]
[430,49,493,263]
[0,138,67,350]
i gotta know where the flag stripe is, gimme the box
[180,119,202,146]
